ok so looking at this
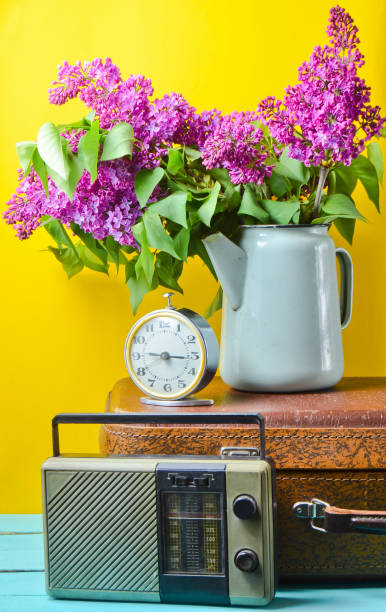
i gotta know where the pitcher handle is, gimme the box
[335,248,353,330]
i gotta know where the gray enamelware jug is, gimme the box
[203,225,353,392]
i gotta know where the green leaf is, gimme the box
[132,221,154,286]
[125,257,137,283]
[367,141,383,185]
[167,149,184,174]
[70,223,108,266]
[127,271,151,314]
[142,211,180,259]
[223,183,241,210]
[16,141,36,176]
[184,146,201,162]
[274,148,310,184]
[334,218,356,245]
[173,227,190,261]
[44,219,77,251]
[204,286,223,318]
[85,110,96,125]
[197,181,221,227]
[208,168,231,188]
[134,167,165,208]
[261,199,300,225]
[48,246,83,279]
[292,208,300,224]
[155,252,183,293]
[100,122,134,162]
[78,243,108,274]
[328,166,357,195]
[238,185,270,223]
[269,170,289,198]
[32,149,49,197]
[78,118,100,182]
[380,126,386,138]
[67,151,85,199]
[322,193,364,220]
[311,215,340,224]
[46,150,84,202]
[350,155,379,211]
[37,122,69,180]
[148,192,188,227]
[105,236,121,273]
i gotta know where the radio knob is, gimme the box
[232,495,257,519]
[234,549,259,573]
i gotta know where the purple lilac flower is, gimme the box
[258,6,385,166]
[201,111,274,185]
[4,161,142,246]
[6,58,214,243]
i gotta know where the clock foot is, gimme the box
[140,396,214,407]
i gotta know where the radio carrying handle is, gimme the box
[51,412,265,459]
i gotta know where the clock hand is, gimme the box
[146,352,186,360]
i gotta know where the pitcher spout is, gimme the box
[202,233,247,310]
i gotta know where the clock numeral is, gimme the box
[159,321,170,329]
[146,323,154,332]
[134,335,145,344]
[148,379,156,388]
[187,335,196,343]
[191,351,200,360]
[178,380,186,389]
[137,367,146,376]
[176,323,181,332]
[163,383,172,392]
[131,352,141,360]
[188,368,196,376]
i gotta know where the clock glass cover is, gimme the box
[125,311,206,399]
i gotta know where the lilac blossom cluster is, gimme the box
[201,112,274,185]
[5,160,144,245]
[258,6,385,166]
[5,57,269,243]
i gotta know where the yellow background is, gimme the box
[0,0,385,512]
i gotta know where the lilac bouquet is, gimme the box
[4,6,385,313]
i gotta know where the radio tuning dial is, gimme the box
[234,549,259,573]
[233,495,257,519]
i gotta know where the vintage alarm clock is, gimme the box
[42,412,276,606]
[124,292,219,406]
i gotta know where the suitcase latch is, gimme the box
[221,446,260,457]
[292,498,328,533]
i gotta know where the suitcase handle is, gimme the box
[293,498,386,535]
[52,412,265,459]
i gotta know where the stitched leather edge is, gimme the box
[101,427,385,441]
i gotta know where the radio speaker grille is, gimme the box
[45,470,159,593]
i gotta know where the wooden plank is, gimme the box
[0,515,42,534]
[0,571,44,596]
[0,577,385,612]
[0,535,44,571]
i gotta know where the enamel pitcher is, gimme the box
[203,225,353,392]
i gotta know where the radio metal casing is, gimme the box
[42,454,276,606]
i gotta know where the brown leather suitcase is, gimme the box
[100,377,386,581]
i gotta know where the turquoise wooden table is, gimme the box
[1,515,385,612]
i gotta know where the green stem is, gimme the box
[312,166,329,219]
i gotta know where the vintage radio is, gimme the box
[42,413,276,606]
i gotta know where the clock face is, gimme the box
[125,311,206,399]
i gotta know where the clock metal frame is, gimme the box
[124,307,219,401]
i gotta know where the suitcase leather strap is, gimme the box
[293,498,386,535]
[324,505,386,535]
